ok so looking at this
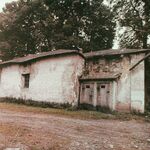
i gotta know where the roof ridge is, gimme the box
[84,49,150,58]
[0,49,84,66]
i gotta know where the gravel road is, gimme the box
[0,109,150,150]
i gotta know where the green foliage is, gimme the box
[111,0,150,49]
[0,97,71,109]
[0,0,115,60]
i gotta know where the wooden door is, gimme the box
[80,83,94,105]
[97,83,110,107]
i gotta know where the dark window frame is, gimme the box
[101,85,106,88]
[22,74,30,88]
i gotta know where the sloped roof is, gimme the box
[130,52,150,71]
[0,49,84,66]
[84,49,150,58]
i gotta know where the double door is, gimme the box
[80,81,111,108]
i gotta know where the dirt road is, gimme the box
[0,106,150,150]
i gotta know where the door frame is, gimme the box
[79,80,113,108]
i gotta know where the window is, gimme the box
[23,74,30,88]
[93,58,99,65]
[86,85,90,88]
[101,85,105,88]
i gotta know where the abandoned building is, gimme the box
[81,49,150,113]
[0,48,150,113]
[0,50,84,106]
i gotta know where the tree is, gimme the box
[111,0,150,49]
[44,0,115,51]
[0,0,50,60]
[0,0,115,60]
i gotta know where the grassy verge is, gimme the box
[0,102,150,122]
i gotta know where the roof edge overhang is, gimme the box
[80,73,121,82]
[0,50,85,67]
[79,78,117,82]
[129,52,150,71]
[84,49,150,59]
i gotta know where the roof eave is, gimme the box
[84,49,150,59]
[0,50,85,67]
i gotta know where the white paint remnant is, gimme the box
[0,54,84,106]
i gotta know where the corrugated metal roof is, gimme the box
[84,49,150,58]
[0,49,84,66]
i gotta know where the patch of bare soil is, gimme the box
[0,106,149,150]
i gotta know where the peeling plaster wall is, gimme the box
[115,56,131,112]
[116,53,144,113]
[84,57,122,79]
[130,54,145,113]
[0,65,22,98]
[84,53,145,112]
[0,54,84,105]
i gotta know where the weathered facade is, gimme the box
[80,49,150,113]
[0,50,85,106]
[0,48,150,113]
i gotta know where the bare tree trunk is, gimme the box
[142,0,149,49]
[142,32,148,49]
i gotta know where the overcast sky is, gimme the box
[0,0,17,12]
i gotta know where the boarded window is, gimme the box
[23,74,30,88]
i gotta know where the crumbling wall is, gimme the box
[130,54,145,113]
[84,53,145,112]
[115,56,131,112]
[84,56,123,78]
[0,65,22,98]
[83,56,131,111]
[0,54,85,106]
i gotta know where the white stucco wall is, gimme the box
[0,54,84,105]
[130,54,145,113]
[0,65,22,98]
[116,56,131,112]
[116,53,145,112]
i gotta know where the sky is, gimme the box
[0,0,17,12]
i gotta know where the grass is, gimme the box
[0,102,150,122]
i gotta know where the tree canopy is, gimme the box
[0,0,115,60]
[111,0,150,49]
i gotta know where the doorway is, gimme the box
[80,81,111,108]
[80,83,94,105]
[97,83,110,107]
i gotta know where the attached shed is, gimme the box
[81,49,150,113]
[0,49,85,106]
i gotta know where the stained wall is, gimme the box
[0,54,84,106]
[83,53,145,112]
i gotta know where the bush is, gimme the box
[78,103,112,113]
[0,97,71,109]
